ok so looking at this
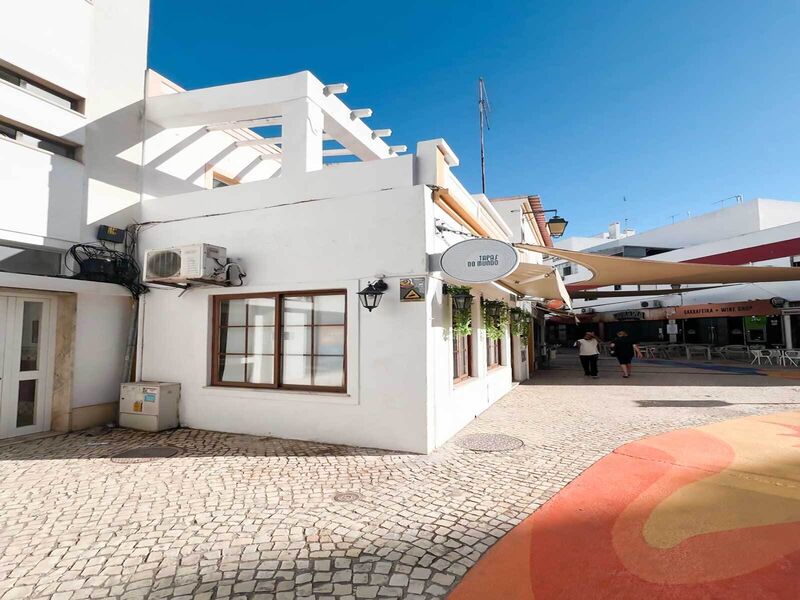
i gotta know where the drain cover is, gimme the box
[333,492,361,502]
[111,446,181,463]
[456,433,523,452]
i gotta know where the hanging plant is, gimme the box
[482,300,509,341]
[449,285,473,337]
[510,307,531,341]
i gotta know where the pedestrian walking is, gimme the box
[575,332,600,378]
[609,330,639,378]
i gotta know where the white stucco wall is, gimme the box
[0,142,85,248]
[136,162,433,452]
[72,293,133,408]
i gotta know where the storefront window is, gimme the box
[212,291,346,391]
[453,311,472,383]
[487,336,502,368]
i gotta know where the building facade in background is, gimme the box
[548,199,800,348]
[0,0,562,450]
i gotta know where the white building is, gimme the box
[0,0,561,450]
[548,199,800,348]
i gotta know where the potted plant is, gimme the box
[482,300,509,340]
[510,307,531,342]
[448,285,474,337]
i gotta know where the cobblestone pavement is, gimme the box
[1,355,799,600]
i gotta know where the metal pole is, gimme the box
[479,78,486,194]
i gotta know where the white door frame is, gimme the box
[0,293,57,438]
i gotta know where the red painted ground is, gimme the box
[450,412,800,600]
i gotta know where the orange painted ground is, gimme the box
[450,411,800,600]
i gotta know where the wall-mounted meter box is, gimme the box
[119,382,180,432]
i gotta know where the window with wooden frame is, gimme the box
[452,314,472,383]
[0,119,79,160]
[486,335,502,369]
[212,291,347,392]
[0,63,84,113]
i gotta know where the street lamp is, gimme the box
[358,279,388,312]
[545,215,568,238]
[523,208,569,238]
[482,299,505,319]
[443,284,474,312]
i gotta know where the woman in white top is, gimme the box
[575,332,600,378]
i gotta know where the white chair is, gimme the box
[750,349,774,366]
[782,350,800,367]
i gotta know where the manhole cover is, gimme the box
[111,446,181,463]
[333,492,361,502]
[456,434,523,452]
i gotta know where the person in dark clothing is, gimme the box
[609,331,638,378]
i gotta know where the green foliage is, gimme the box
[452,308,472,337]
[482,300,509,341]
[449,285,473,337]
[510,307,531,341]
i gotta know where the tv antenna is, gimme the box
[478,78,491,194]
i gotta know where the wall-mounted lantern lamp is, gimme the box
[510,307,525,325]
[443,284,474,312]
[523,208,569,238]
[358,279,388,312]
[482,298,504,319]
[545,215,568,237]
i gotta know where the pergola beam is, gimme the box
[235,137,282,147]
[322,148,354,157]
[206,116,282,131]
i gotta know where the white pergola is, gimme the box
[146,71,400,177]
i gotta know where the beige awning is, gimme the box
[497,251,572,307]
[516,244,800,289]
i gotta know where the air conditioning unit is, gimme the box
[143,244,226,284]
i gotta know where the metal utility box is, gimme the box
[119,382,180,432]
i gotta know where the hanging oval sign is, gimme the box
[439,239,520,283]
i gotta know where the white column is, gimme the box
[281,98,323,177]
[783,314,793,349]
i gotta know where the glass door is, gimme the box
[0,297,52,438]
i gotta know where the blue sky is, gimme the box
[148,1,800,237]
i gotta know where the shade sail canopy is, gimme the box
[570,286,722,299]
[516,244,800,289]
[497,250,572,307]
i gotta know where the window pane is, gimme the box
[20,302,42,371]
[247,297,275,326]
[219,327,245,354]
[315,326,344,355]
[219,354,246,382]
[247,327,275,354]
[314,356,344,387]
[22,80,73,110]
[0,122,16,139]
[282,325,312,355]
[0,68,20,86]
[314,294,345,324]
[0,244,62,276]
[220,299,246,326]
[17,380,36,427]
[282,355,312,385]
[248,355,274,385]
[283,296,313,326]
